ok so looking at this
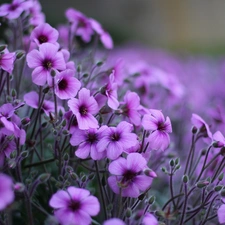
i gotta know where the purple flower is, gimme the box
[103,218,125,225]
[218,204,225,224]
[0,0,31,20]
[49,186,100,225]
[191,113,212,139]
[65,8,93,42]
[30,23,59,46]
[0,49,15,74]
[70,127,106,160]
[68,88,99,130]
[97,121,138,160]
[89,18,113,49]
[142,110,172,151]
[0,173,14,210]
[121,91,141,126]
[26,43,66,86]
[101,71,119,110]
[54,69,81,100]
[108,153,152,197]
[142,213,158,225]
[213,131,225,147]
[24,91,55,115]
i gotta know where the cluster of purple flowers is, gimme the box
[0,0,225,225]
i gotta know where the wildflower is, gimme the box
[30,23,59,46]
[103,218,125,225]
[142,109,172,151]
[217,204,225,224]
[89,18,113,49]
[191,113,212,139]
[108,153,153,197]
[65,8,93,42]
[142,213,159,225]
[121,91,141,126]
[28,0,45,26]
[97,121,138,160]
[26,43,66,86]
[101,71,119,110]
[49,187,100,225]
[0,49,15,74]
[0,0,31,20]
[54,69,81,100]
[213,131,225,147]
[68,88,99,130]
[0,173,14,210]
[70,127,106,160]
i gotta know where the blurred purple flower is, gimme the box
[0,173,14,210]
[97,121,138,160]
[108,153,152,197]
[49,186,100,225]
[142,213,158,225]
[103,218,125,225]
[26,43,66,86]
[191,113,212,139]
[65,8,93,42]
[121,91,141,126]
[30,23,59,46]
[142,110,172,151]
[89,18,113,49]
[68,88,99,130]
[218,204,225,224]
[0,49,15,74]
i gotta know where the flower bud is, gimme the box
[219,172,224,181]
[63,153,69,162]
[16,51,25,59]
[77,65,81,73]
[196,180,210,188]
[169,159,175,167]
[144,169,157,178]
[161,167,167,173]
[38,173,50,183]
[14,183,25,192]
[42,86,50,94]
[182,175,189,183]
[192,126,198,134]
[125,208,132,218]
[82,73,89,78]
[96,61,103,67]
[221,189,225,197]
[0,45,7,52]
[220,147,225,156]
[62,129,70,135]
[21,117,31,126]
[148,196,155,205]
[20,151,29,158]
[11,89,17,98]
[61,119,67,127]
[50,69,56,77]
[175,158,180,165]
[214,185,223,192]
[70,172,78,180]
[138,193,145,201]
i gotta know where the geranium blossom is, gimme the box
[0,173,14,210]
[26,43,66,86]
[0,49,15,74]
[68,88,99,130]
[30,23,59,46]
[103,218,125,225]
[97,121,138,160]
[108,153,153,197]
[142,110,172,151]
[49,186,100,225]
[54,69,81,100]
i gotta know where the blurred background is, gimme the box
[39,0,225,54]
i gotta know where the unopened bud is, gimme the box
[70,172,78,180]
[21,117,30,126]
[169,159,175,167]
[38,173,50,183]
[14,183,25,192]
[148,196,155,205]
[16,51,25,59]
[61,119,67,127]
[125,208,132,218]
[192,126,198,134]
[175,158,180,165]
[219,172,224,181]
[96,61,103,67]
[82,73,89,78]
[213,141,223,148]
[42,86,50,94]
[161,167,167,173]
[11,89,17,98]
[0,45,7,52]
[77,65,81,73]
[214,185,223,192]
[138,193,145,201]
[182,175,189,183]
[88,173,95,180]
[50,69,56,77]
[196,180,210,188]
[63,153,69,161]
[144,169,157,178]
[220,147,225,156]
[20,151,29,158]
[62,129,70,135]
[221,189,225,197]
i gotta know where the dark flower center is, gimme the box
[122,170,136,183]
[38,35,48,44]
[68,200,81,212]
[42,59,52,70]
[79,105,87,116]
[87,132,98,144]
[9,4,18,11]
[78,18,87,28]
[157,122,165,131]
[58,78,68,90]
[110,132,120,142]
